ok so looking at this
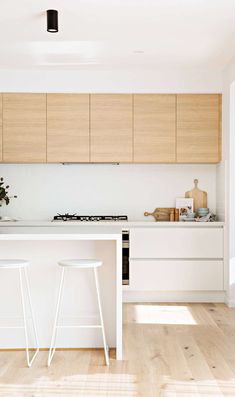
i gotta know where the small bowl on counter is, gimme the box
[197,208,209,217]
[185,212,196,221]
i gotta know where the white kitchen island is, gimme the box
[0,226,123,359]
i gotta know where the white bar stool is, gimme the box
[48,259,109,366]
[0,259,39,367]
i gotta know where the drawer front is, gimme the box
[130,260,224,291]
[130,228,223,259]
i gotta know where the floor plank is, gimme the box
[0,303,235,396]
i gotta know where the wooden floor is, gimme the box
[0,303,235,396]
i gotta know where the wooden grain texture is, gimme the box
[0,94,2,162]
[133,94,176,163]
[90,94,133,162]
[185,179,208,211]
[3,93,46,163]
[47,94,90,163]
[144,207,174,221]
[218,94,222,162]
[177,94,221,163]
[0,303,235,396]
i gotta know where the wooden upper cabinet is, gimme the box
[3,93,46,163]
[0,92,221,164]
[47,94,89,162]
[0,94,2,162]
[133,94,176,163]
[90,94,133,162]
[177,94,221,163]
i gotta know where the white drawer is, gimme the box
[130,228,223,259]
[130,260,224,291]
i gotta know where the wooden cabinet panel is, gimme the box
[0,94,2,162]
[3,94,46,163]
[47,94,89,162]
[90,94,133,162]
[129,260,223,291]
[177,94,220,163]
[133,94,176,162]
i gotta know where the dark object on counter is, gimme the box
[53,214,128,222]
[195,212,216,222]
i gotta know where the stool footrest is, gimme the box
[56,325,102,329]
[0,326,25,329]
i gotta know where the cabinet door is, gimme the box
[177,94,220,163]
[47,94,89,162]
[133,94,176,162]
[3,93,46,163]
[129,260,223,291]
[130,227,223,259]
[90,94,133,162]
[0,94,2,162]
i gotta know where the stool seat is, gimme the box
[58,259,102,268]
[0,259,29,269]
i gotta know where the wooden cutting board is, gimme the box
[144,208,174,221]
[185,179,207,212]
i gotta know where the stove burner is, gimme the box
[53,214,128,222]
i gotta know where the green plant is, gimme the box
[0,177,17,206]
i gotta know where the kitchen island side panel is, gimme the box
[0,239,118,350]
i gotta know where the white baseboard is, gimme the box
[226,300,235,307]
[123,290,226,303]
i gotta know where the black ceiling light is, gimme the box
[47,9,58,33]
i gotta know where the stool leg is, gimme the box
[94,268,109,366]
[19,268,38,367]
[23,267,39,366]
[48,267,65,366]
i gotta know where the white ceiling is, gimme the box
[1,0,235,70]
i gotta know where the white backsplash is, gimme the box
[0,163,217,221]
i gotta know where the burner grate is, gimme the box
[53,214,128,222]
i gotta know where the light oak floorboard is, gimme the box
[0,303,235,396]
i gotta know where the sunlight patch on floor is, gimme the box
[0,373,137,396]
[134,304,197,325]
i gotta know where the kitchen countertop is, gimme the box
[0,225,123,238]
[0,220,225,228]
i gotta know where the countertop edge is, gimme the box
[0,220,225,228]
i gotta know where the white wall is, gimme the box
[221,55,235,306]
[0,164,216,221]
[0,68,222,93]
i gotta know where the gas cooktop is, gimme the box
[52,214,128,222]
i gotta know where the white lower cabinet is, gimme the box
[130,260,223,291]
[130,228,223,259]
[128,226,224,292]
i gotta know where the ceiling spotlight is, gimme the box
[47,9,58,33]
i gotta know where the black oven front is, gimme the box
[122,230,129,285]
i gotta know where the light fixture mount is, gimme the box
[47,9,58,33]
